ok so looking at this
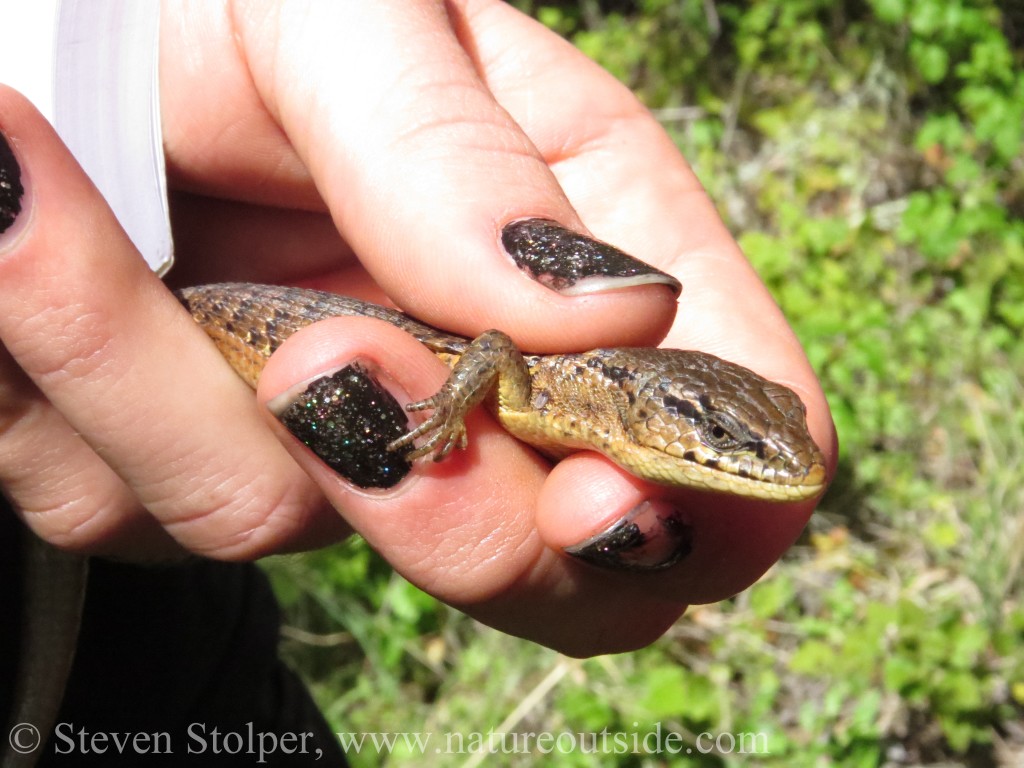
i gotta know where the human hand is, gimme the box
[0,0,835,655]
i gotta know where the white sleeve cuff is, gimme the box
[0,0,173,275]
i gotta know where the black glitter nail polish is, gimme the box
[274,364,413,489]
[0,131,24,235]
[502,218,681,297]
[565,500,693,571]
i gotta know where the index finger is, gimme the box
[162,0,681,353]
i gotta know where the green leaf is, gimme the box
[640,665,691,719]
[790,639,837,675]
[869,0,906,24]
[911,40,950,83]
[750,575,796,619]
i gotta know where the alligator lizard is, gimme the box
[177,283,826,501]
[7,282,824,767]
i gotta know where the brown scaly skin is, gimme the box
[177,283,826,501]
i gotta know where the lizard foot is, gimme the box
[387,395,469,462]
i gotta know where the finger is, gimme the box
[258,317,691,654]
[464,5,829,369]
[535,453,818,605]
[159,3,320,210]
[0,87,344,559]
[163,0,681,352]
[0,103,162,553]
[456,0,711,261]
[0,343,172,555]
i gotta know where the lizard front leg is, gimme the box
[388,330,531,461]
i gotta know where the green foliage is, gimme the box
[263,2,1024,765]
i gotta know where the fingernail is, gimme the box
[0,130,25,236]
[268,363,413,490]
[564,500,692,571]
[502,218,681,297]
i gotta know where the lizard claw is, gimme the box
[386,395,468,462]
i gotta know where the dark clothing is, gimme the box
[1,503,347,766]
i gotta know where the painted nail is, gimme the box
[0,130,24,235]
[269,363,413,489]
[564,500,692,571]
[501,218,681,297]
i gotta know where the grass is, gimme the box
[261,1,1024,765]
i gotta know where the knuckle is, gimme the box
[386,87,537,162]
[13,479,139,552]
[5,302,119,387]
[156,470,320,560]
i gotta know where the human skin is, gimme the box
[0,0,835,656]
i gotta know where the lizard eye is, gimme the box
[700,412,750,452]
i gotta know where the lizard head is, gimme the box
[593,348,827,501]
